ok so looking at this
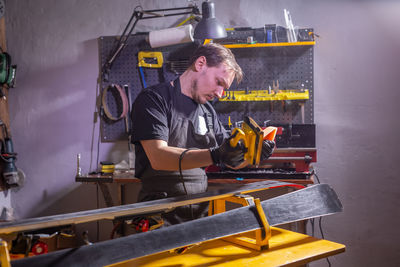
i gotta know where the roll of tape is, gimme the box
[149,24,194,48]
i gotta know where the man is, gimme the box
[131,43,274,225]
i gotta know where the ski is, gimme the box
[12,184,342,267]
[0,180,302,234]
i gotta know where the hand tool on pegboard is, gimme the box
[167,59,189,75]
[268,85,273,112]
[272,80,287,112]
[272,80,280,94]
[123,84,131,133]
[272,80,281,112]
[137,51,164,89]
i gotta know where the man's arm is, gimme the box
[141,136,249,171]
[141,139,213,171]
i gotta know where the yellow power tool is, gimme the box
[230,116,277,166]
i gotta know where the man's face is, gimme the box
[191,61,235,104]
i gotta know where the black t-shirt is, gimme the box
[131,79,228,178]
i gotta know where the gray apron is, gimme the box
[138,79,217,226]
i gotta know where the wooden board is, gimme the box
[112,227,345,267]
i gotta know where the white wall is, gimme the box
[4,0,400,266]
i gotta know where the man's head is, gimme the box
[183,43,243,104]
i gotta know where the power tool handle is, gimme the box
[229,128,247,148]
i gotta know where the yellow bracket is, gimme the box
[0,240,11,267]
[209,195,271,251]
[229,117,265,166]
[138,51,164,68]
[220,89,309,102]
[254,198,271,247]
[242,117,264,166]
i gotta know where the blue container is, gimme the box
[266,30,273,43]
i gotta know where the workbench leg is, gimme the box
[98,183,115,207]
[98,183,125,237]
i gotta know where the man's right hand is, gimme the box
[209,137,247,168]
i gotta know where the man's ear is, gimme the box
[194,56,207,71]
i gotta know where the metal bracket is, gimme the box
[0,239,11,267]
[209,194,271,251]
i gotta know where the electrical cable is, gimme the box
[314,170,332,267]
[319,217,325,239]
[96,126,101,174]
[90,82,101,172]
[178,149,194,195]
[90,68,103,243]
[319,216,332,267]
[96,184,99,242]
[110,221,123,239]
[314,172,321,184]
[310,218,315,237]
[0,153,14,163]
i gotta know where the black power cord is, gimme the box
[319,216,332,267]
[314,171,332,267]
[314,172,321,184]
[178,149,193,195]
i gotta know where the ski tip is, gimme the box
[312,184,343,212]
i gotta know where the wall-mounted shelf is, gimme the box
[212,27,315,125]
[219,89,309,102]
[223,41,315,48]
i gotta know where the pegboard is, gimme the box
[213,44,314,127]
[99,34,199,141]
[99,28,314,141]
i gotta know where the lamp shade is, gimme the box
[194,1,227,39]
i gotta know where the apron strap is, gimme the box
[200,104,214,135]
[174,77,214,135]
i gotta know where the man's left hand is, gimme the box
[260,140,275,161]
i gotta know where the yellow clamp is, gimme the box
[138,51,164,68]
[229,119,264,166]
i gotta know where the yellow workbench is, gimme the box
[111,227,345,267]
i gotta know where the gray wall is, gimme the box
[4,0,400,266]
